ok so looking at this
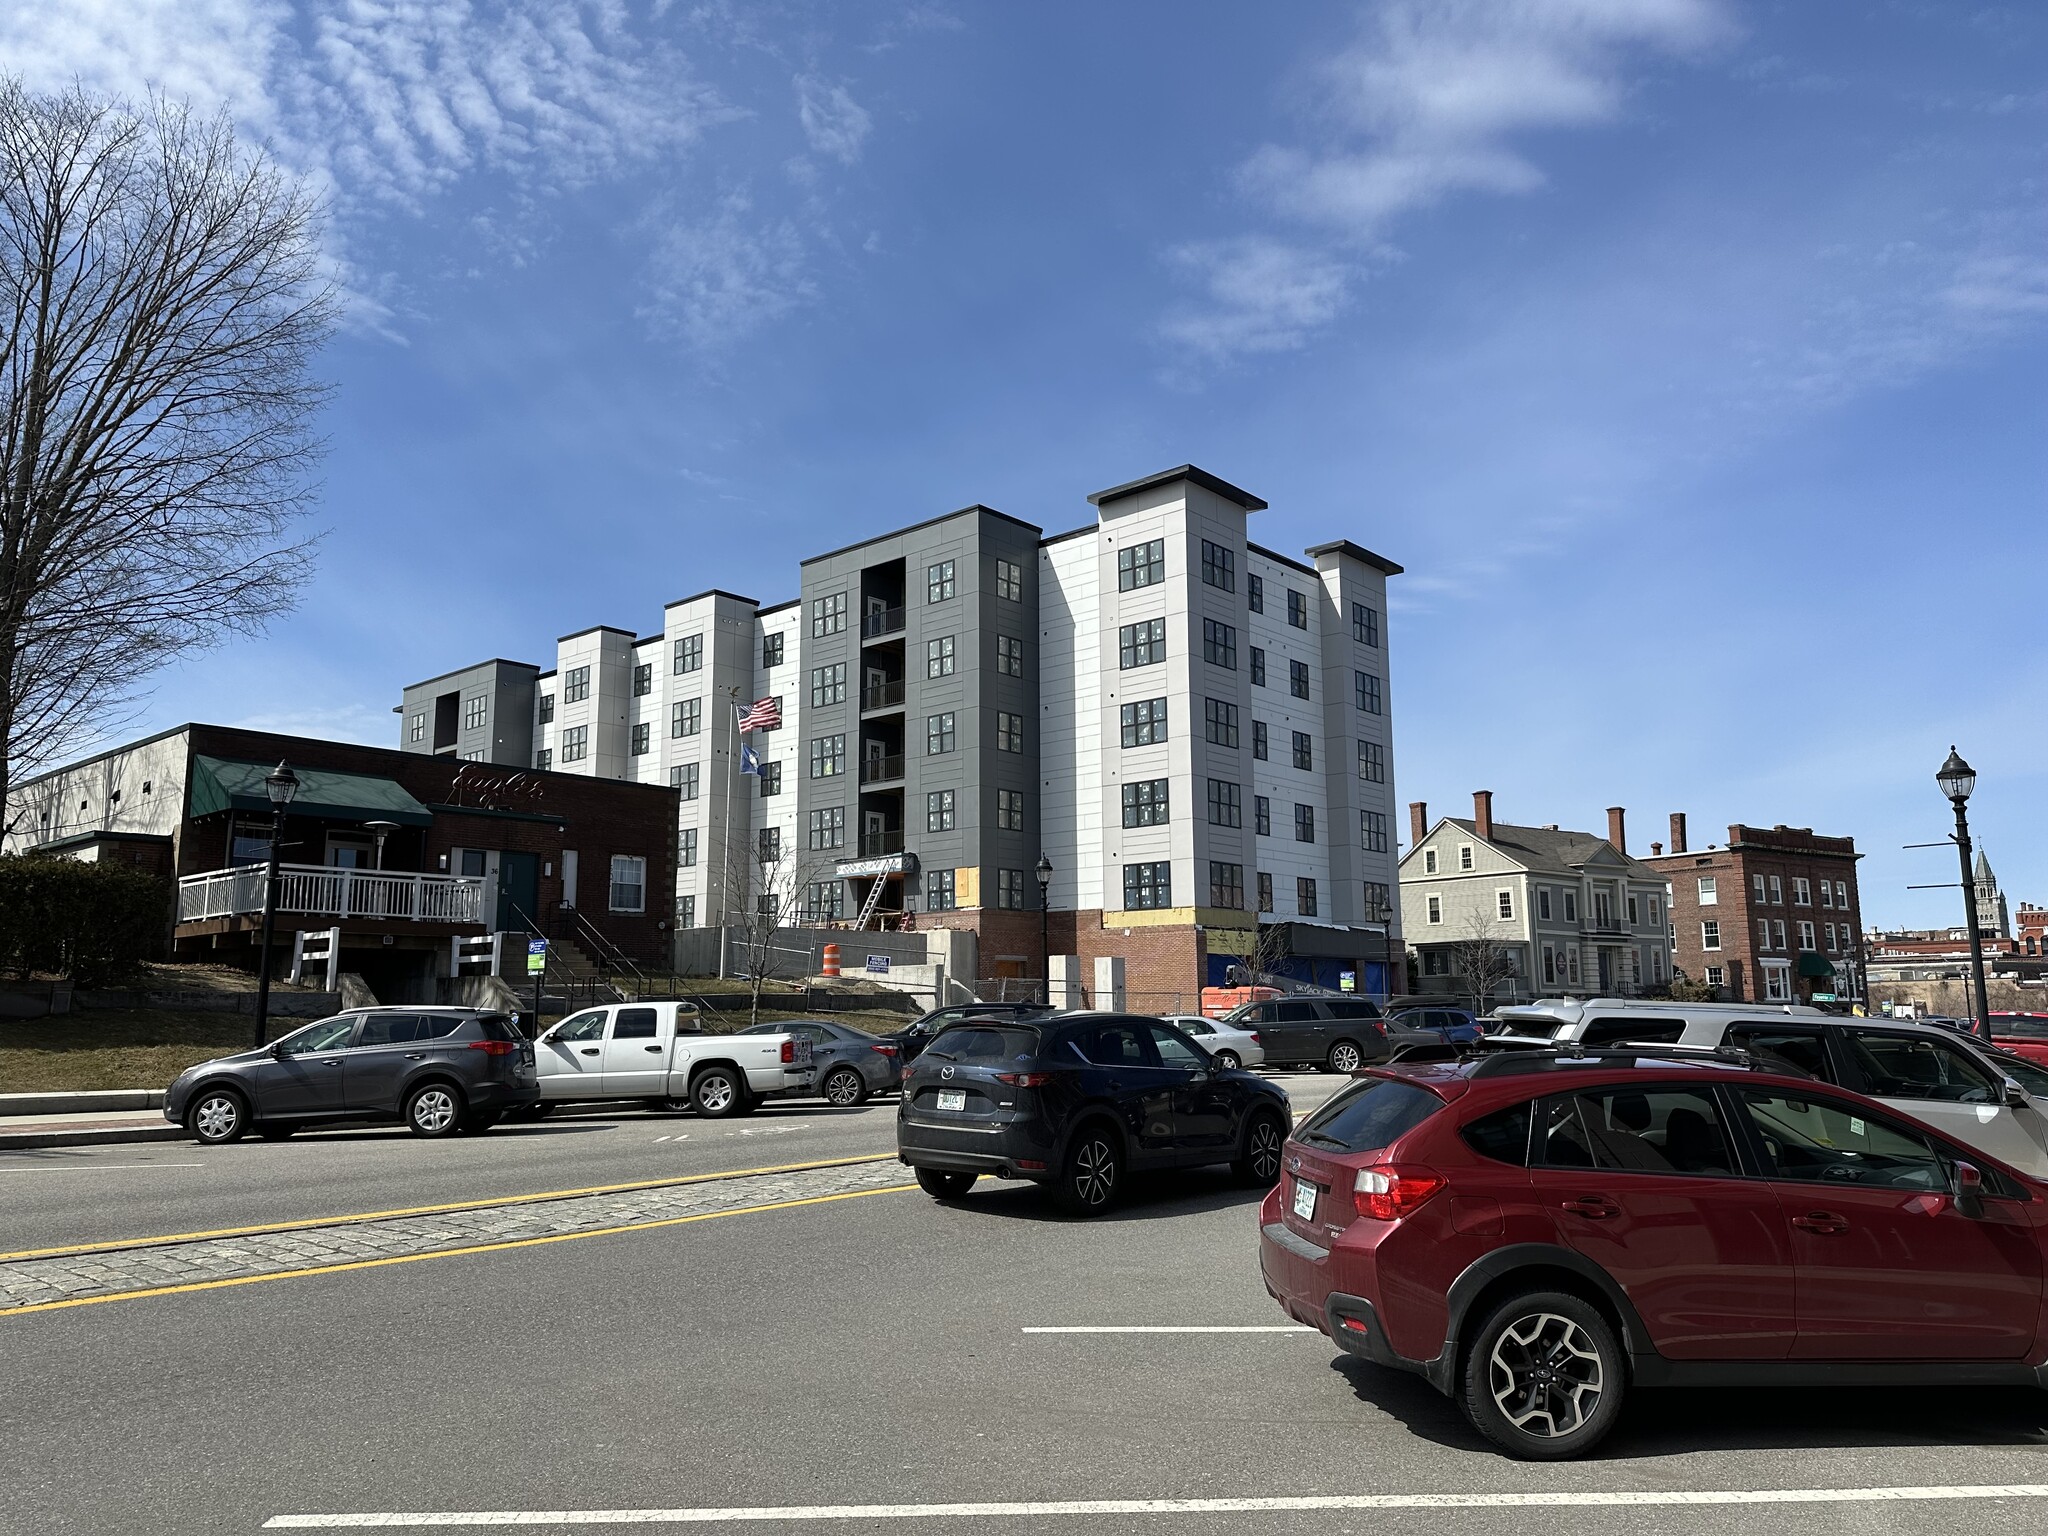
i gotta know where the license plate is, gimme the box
[1291,1176,1318,1221]
[936,1088,967,1112]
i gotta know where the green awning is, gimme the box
[189,756,433,828]
[1796,951,1837,979]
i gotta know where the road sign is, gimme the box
[866,954,891,974]
[527,939,547,975]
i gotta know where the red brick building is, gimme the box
[1642,815,1864,1004]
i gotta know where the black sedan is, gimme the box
[896,1013,1291,1215]
[739,1019,900,1106]
[885,1001,1056,1065]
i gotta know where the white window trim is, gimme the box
[1496,887,1514,922]
[1458,844,1474,871]
[1426,894,1443,925]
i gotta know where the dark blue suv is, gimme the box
[895,1013,1292,1214]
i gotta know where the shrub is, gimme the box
[0,854,168,986]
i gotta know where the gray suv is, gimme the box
[1223,995,1388,1072]
[165,1008,540,1144]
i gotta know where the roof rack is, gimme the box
[1386,1037,1816,1081]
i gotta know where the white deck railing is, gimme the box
[176,864,487,925]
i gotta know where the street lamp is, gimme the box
[1937,746,1991,1035]
[251,761,300,1048]
[1035,853,1054,1007]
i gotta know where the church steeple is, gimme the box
[1974,849,2011,940]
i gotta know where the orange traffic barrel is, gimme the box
[821,942,841,978]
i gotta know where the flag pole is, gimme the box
[718,687,742,979]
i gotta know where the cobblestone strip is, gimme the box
[0,1158,913,1310]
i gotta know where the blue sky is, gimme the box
[13,1,2046,926]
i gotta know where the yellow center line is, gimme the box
[0,1183,918,1317]
[0,1152,897,1263]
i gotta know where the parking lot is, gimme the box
[6,1070,2048,1534]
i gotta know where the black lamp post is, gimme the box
[1035,853,1054,1006]
[1936,746,1992,1035]
[251,761,299,1048]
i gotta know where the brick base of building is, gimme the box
[920,908,1208,1013]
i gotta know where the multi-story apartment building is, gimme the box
[1642,814,1864,1004]
[1399,794,1674,1004]
[397,465,1405,998]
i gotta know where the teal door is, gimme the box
[497,852,540,932]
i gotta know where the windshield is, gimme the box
[924,1025,1039,1065]
[1294,1076,1444,1154]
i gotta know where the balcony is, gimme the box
[860,831,906,858]
[862,679,905,711]
[177,864,488,927]
[1581,914,1632,937]
[861,606,906,639]
[860,753,905,785]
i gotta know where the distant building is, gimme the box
[2018,903,2047,958]
[1643,815,1863,1004]
[1975,850,2012,940]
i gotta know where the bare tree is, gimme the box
[1446,913,1522,1014]
[722,839,831,1027]
[1218,916,1292,995]
[0,80,332,815]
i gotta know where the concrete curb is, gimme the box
[0,1090,166,1117]
[0,1124,186,1151]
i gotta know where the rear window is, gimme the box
[476,1015,522,1042]
[1462,1102,1532,1166]
[925,1025,1039,1064]
[1326,998,1383,1020]
[416,1014,462,1041]
[1993,1015,2048,1041]
[1294,1076,1444,1154]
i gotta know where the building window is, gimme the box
[631,664,652,697]
[927,560,956,603]
[1122,779,1170,827]
[1537,887,1551,920]
[561,725,588,762]
[1458,844,1474,871]
[1120,698,1168,746]
[536,749,552,771]
[1834,880,1848,908]
[678,895,697,928]
[462,695,487,730]
[1118,538,1165,591]
[1798,920,1815,950]
[1541,944,1558,985]
[1765,966,1791,1002]
[1819,880,1834,909]
[1498,889,1514,920]
[1364,880,1392,919]
[1363,810,1387,852]
[1697,875,1717,906]
[808,734,845,778]
[1294,803,1315,843]
[1752,873,1767,904]
[997,788,1024,830]
[1247,573,1264,613]
[1202,618,1237,669]
[1204,697,1239,747]
[679,829,698,867]
[673,763,699,800]
[563,666,590,704]
[672,699,700,738]
[995,558,1023,602]
[1793,877,1811,906]
[996,868,1026,909]
[1200,539,1236,591]
[812,592,847,636]
[1353,602,1379,646]
[997,635,1023,676]
[1358,740,1384,782]
[1427,894,1442,925]
[759,761,782,796]
[1122,861,1172,910]
[1628,895,1640,925]
[1209,862,1244,909]
[1772,918,1786,950]
[1119,618,1166,669]
[763,632,784,669]
[758,827,782,863]
[1757,918,1772,951]
[1702,920,1721,951]
[1424,849,1438,874]
[926,869,957,911]
[1282,659,1306,700]
[810,664,846,707]
[997,711,1024,753]
[673,635,704,675]
[609,855,646,914]
[1297,877,1318,917]
[1824,922,1837,951]
[804,882,845,923]
[631,722,650,755]
[1208,779,1242,828]
[1354,671,1381,714]
[1287,589,1309,629]
[1291,731,1312,771]
[1258,871,1274,912]
[927,635,955,678]
[1249,647,1266,687]
[1254,795,1271,836]
[1768,875,1782,904]
[536,695,553,725]
[1704,965,1724,987]
[927,712,956,755]
[1253,720,1269,760]
[408,711,427,742]
[927,790,955,833]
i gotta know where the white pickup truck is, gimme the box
[531,1001,814,1118]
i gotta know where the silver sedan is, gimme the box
[1161,1014,1266,1071]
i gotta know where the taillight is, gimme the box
[901,1065,914,1083]
[1248,1031,1261,1043]
[871,1043,900,1056]
[1353,1165,1446,1221]
[780,1040,796,1063]
[995,1071,1054,1087]
[466,1039,518,1056]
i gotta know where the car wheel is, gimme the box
[1461,1290,1625,1460]
[1232,1109,1286,1187]
[256,1122,298,1141]
[915,1168,976,1200]
[1326,1039,1364,1074]
[404,1082,464,1139]
[691,1066,747,1119]
[1053,1125,1123,1216]
[1214,1050,1242,1071]
[653,1096,693,1115]
[188,1088,248,1145]
[821,1066,867,1107]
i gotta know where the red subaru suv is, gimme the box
[1259,1047,2048,1459]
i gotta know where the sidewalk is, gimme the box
[0,1092,182,1151]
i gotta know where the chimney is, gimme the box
[1669,812,1687,855]
[1607,806,1627,854]
[1474,790,1494,842]
[1651,841,1663,856]
[1409,801,1428,848]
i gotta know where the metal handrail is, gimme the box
[176,863,486,924]
[861,680,905,710]
[859,831,906,857]
[860,753,905,784]
[861,607,906,639]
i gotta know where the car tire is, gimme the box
[1214,1050,1242,1071]
[187,1087,248,1145]
[1326,1039,1364,1074]
[404,1082,465,1139]
[691,1066,747,1119]
[256,1122,298,1141]
[915,1168,976,1200]
[1053,1124,1123,1217]
[1232,1108,1286,1187]
[1460,1290,1625,1460]
[653,1096,693,1115]
[821,1066,867,1108]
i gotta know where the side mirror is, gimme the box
[2002,1078,2032,1110]
[1953,1160,1985,1220]
[271,1043,289,1060]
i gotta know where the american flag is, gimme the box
[736,696,782,732]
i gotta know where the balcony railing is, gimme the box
[1582,914,1631,936]
[861,679,905,710]
[861,606,906,639]
[860,831,906,857]
[860,753,905,784]
[177,864,488,925]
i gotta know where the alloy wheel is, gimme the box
[1487,1312,1604,1438]
[1216,1051,1241,1071]
[1328,1041,1362,1073]
[1071,1137,1117,1207]
[823,1068,863,1107]
[411,1088,457,1135]
[697,1075,735,1114]
[1247,1117,1283,1181]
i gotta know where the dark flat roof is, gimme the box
[662,588,760,611]
[555,624,637,644]
[401,658,541,692]
[1247,541,1319,579]
[757,598,799,617]
[1305,539,1405,577]
[1039,524,1095,548]
[801,504,1042,567]
[1088,465,1267,512]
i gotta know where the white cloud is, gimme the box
[636,193,814,349]
[1157,239,1352,361]
[795,72,872,164]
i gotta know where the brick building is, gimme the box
[3,724,679,997]
[1643,815,1864,1004]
